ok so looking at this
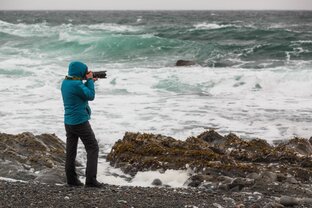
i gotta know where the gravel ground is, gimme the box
[3,180,312,208]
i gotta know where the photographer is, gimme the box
[61,61,103,188]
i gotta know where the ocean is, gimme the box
[1,10,312,186]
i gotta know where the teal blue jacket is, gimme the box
[61,61,95,125]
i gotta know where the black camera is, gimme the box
[91,71,107,79]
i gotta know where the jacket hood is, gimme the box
[68,61,88,78]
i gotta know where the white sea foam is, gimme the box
[96,159,190,187]
[88,23,140,32]
[0,20,12,26]
[2,64,312,142]
[58,31,100,44]
[193,22,235,30]
[292,40,312,44]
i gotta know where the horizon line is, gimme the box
[1,9,312,11]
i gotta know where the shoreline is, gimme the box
[1,131,312,208]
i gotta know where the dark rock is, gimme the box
[185,174,205,187]
[257,171,278,184]
[236,177,255,186]
[228,183,244,192]
[0,132,69,183]
[218,183,230,191]
[175,60,196,66]
[286,177,298,184]
[34,168,66,184]
[301,198,312,204]
[151,178,162,186]
[212,203,224,208]
[276,173,287,182]
[217,176,233,184]
[107,131,312,183]
[284,137,312,156]
[301,157,312,167]
[250,203,262,208]
[246,173,259,180]
[279,196,299,206]
[197,130,225,145]
[263,202,285,208]
[185,174,216,188]
[199,181,218,191]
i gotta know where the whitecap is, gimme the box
[88,23,140,32]
[192,22,235,30]
[0,19,13,26]
[136,16,143,23]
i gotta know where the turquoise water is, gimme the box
[1,11,311,69]
[1,11,312,142]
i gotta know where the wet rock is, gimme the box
[285,137,312,156]
[107,132,220,176]
[185,174,207,187]
[199,181,218,192]
[279,196,299,206]
[246,173,259,180]
[263,202,285,208]
[34,168,66,184]
[0,132,68,183]
[218,176,234,184]
[276,173,287,182]
[151,178,162,186]
[235,203,245,208]
[250,203,262,208]
[300,198,312,204]
[286,177,298,184]
[107,130,312,184]
[228,177,254,191]
[175,60,196,66]
[197,130,225,145]
[257,171,278,184]
[213,203,224,208]
[300,157,312,167]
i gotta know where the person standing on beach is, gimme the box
[61,61,103,188]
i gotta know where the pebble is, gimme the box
[213,203,224,208]
[300,197,312,204]
[263,202,284,208]
[151,178,162,186]
[286,177,298,184]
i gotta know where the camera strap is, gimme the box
[65,76,82,81]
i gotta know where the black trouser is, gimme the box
[65,121,99,185]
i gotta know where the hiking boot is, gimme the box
[67,180,84,187]
[85,181,105,188]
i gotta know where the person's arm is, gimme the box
[79,72,95,101]
[80,80,95,101]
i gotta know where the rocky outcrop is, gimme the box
[0,132,68,184]
[107,130,312,190]
[175,60,196,66]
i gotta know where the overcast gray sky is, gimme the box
[1,0,312,10]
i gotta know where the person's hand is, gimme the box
[86,71,93,79]
[93,77,98,82]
